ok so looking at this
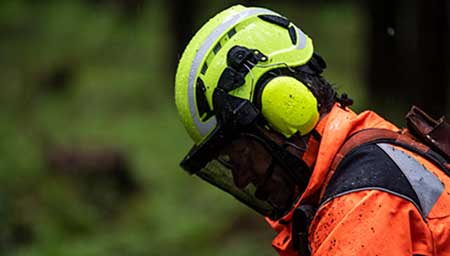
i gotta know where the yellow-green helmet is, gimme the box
[175,5,315,144]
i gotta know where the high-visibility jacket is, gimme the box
[267,104,450,256]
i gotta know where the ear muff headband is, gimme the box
[259,76,319,137]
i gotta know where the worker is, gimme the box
[174,5,450,256]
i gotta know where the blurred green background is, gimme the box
[0,1,448,255]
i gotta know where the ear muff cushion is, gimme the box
[260,76,319,137]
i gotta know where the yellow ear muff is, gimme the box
[260,76,319,137]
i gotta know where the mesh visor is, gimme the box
[197,157,278,218]
[183,133,301,220]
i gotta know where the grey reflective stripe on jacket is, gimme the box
[377,143,445,218]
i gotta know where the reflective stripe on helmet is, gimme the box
[296,26,307,50]
[188,7,277,137]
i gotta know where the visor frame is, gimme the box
[180,88,261,174]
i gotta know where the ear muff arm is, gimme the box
[212,88,262,127]
[227,45,267,71]
[181,89,262,174]
[217,67,246,92]
[217,46,268,93]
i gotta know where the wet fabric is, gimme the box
[320,143,422,212]
[267,104,450,256]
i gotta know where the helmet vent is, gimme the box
[258,14,290,29]
[201,62,208,75]
[196,78,214,121]
[227,27,237,38]
[288,26,297,45]
[213,42,222,54]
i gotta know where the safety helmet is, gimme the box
[175,5,325,220]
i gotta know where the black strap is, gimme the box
[292,204,316,256]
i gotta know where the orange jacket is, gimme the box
[267,104,450,256]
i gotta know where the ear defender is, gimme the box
[258,76,319,138]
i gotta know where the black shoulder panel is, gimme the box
[320,143,421,211]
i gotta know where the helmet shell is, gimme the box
[175,5,314,143]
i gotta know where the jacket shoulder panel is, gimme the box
[377,143,444,217]
[320,143,443,219]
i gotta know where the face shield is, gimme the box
[180,88,312,220]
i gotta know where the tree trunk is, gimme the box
[366,0,449,120]
[417,0,449,117]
